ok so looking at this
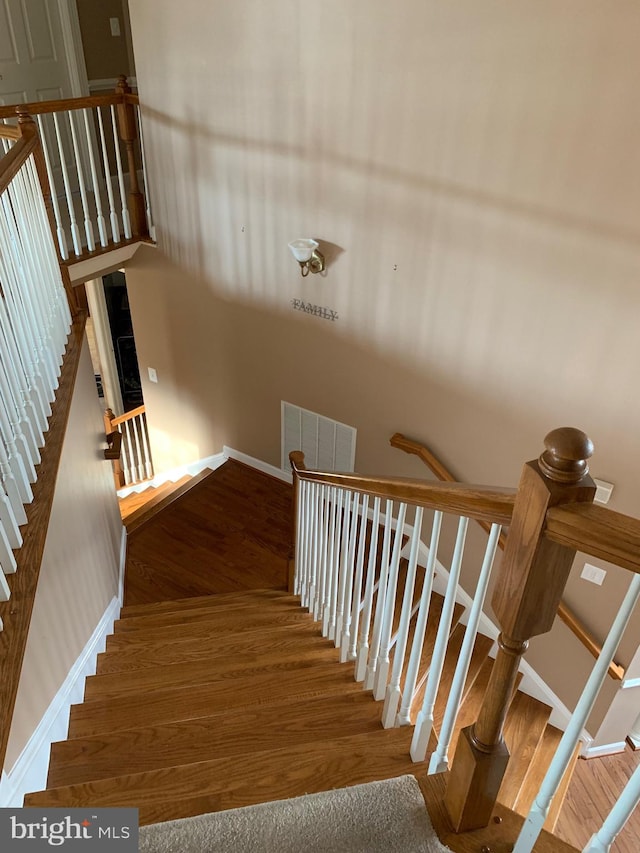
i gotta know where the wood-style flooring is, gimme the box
[555,746,640,852]
[123,460,292,606]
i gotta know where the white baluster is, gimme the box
[119,425,132,486]
[82,108,108,247]
[294,478,305,598]
[0,429,27,530]
[0,393,33,502]
[141,412,153,479]
[0,556,11,602]
[134,415,145,481]
[96,106,120,243]
[0,515,17,575]
[382,507,424,727]
[397,511,442,726]
[428,523,502,772]
[52,112,82,256]
[335,490,355,647]
[136,105,155,240]
[355,497,381,682]
[324,487,339,638]
[314,484,328,622]
[308,482,319,613]
[373,502,408,700]
[364,499,394,690]
[514,573,640,853]
[35,114,69,260]
[583,761,640,853]
[411,515,469,761]
[341,493,367,662]
[67,110,95,251]
[330,489,345,642]
[110,105,131,239]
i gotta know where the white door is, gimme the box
[0,0,74,108]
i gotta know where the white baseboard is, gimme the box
[0,596,121,807]
[581,741,627,759]
[118,525,127,605]
[117,452,226,498]
[223,446,293,484]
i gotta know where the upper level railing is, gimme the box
[104,405,154,489]
[289,428,640,852]
[0,118,82,773]
[0,77,154,265]
[390,431,626,681]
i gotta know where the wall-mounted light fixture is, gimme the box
[288,238,325,277]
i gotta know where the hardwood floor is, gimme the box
[123,460,292,606]
[555,746,640,852]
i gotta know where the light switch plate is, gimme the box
[110,17,121,37]
[593,478,614,504]
[148,367,158,383]
[581,563,606,585]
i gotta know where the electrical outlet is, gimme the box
[110,17,121,37]
[148,367,158,383]
[581,563,606,586]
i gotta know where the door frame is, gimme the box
[56,0,90,98]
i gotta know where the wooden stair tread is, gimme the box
[119,588,290,620]
[513,723,563,818]
[84,645,342,701]
[49,691,386,787]
[69,660,363,738]
[114,595,301,632]
[432,627,495,732]
[124,469,214,533]
[96,620,325,674]
[106,608,311,649]
[27,728,424,825]
[121,476,190,525]
[498,690,553,810]
[544,738,582,833]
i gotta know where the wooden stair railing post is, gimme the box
[289,451,307,595]
[444,427,597,833]
[114,76,148,239]
[16,110,80,317]
[104,408,125,489]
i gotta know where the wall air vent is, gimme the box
[281,402,356,473]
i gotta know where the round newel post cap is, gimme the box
[538,427,594,483]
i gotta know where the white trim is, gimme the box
[224,446,293,484]
[57,0,90,97]
[581,741,627,759]
[628,733,640,750]
[118,526,127,605]
[621,677,640,690]
[67,242,147,285]
[116,452,227,499]
[0,596,120,807]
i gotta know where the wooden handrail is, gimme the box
[390,432,625,681]
[289,451,516,526]
[111,404,146,427]
[0,125,21,140]
[546,502,640,576]
[0,316,86,776]
[0,133,37,195]
[0,93,122,121]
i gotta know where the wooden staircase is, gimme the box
[23,461,579,850]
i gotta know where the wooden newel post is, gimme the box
[288,451,307,595]
[104,408,125,489]
[444,427,596,832]
[115,75,148,239]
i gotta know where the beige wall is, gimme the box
[75,0,134,83]
[125,1,640,738]
[5,340,123,769]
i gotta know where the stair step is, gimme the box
[119,480,179,520]
[48,691,385,788]
[84,644,341,701]
[119,588,289,620]
[513,724,563,818]
[114,595,301,633]
[498,690,553,810]
[69,660,362,738]
[106,608,310,650]
[27,728,425,825]
[544,736,582,833]
[96,621,324,674]
[125,469,213,533]
[432,627,495,732]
